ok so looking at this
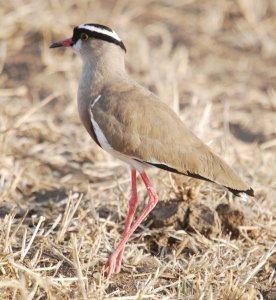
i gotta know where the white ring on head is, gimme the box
[78,24,121,42]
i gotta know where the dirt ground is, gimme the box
[0,0,275,299]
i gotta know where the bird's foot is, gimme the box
[103,252,122,278]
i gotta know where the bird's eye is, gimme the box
[80,33,89,41]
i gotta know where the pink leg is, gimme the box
[115,169,138,273]
[104,171,158,278]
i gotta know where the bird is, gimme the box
[50,23,254,277]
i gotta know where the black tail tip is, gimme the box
[245,187,254,197]
[227,187,255,197]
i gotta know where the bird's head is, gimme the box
[50,23,126,62]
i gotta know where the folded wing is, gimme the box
[91,81,254,196]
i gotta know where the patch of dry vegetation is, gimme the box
[0,0,275,299]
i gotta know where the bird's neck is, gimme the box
[80,46,126,94]
[77,46,126,135]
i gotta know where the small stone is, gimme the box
[185,203,220,238]
[150,199,188,229]
[216,203,245,239]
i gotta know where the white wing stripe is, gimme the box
[92,94,101,108]
[91,117,113,150]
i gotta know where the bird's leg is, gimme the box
[104,171,158,278]
[115,169,138,273]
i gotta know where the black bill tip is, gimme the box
[50,38,73,49]
[49,41,63,48]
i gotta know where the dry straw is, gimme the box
[0,0,275,299]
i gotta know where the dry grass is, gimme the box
[0,0,276,299]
